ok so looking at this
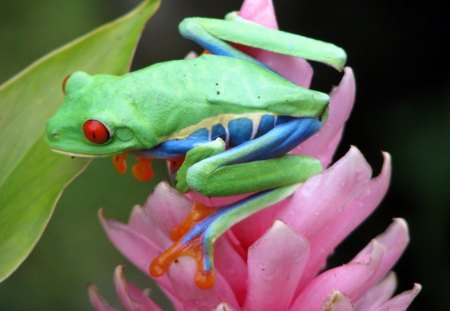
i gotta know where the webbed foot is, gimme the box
[150,203,219,288]
[112,154,154,182]
[149,185,300,289]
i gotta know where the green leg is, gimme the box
[185,118,323,196]
[174,139,225,193]
[179,16,346,70]
[188,154,321,196]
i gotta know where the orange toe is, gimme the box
[149,236,215,289]
[132,157,154,182]
[170,202,217,241]
[112,153,127,175]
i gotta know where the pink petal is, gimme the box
[128,205,171,248]
[374,284,421,311]
[184,51,198,59]
[88,283,119,311]
[213,303,236,311]
[231,199,286,250]
[99,210,181,306]
[319,291,354,311]
[352,219,409,289]
[100,209,161,273]
[354,273,397,310]
[239,0,278,29]
[290,240,385,310]
[298,152,391,287]
[245,220,310,311]
[257,51,314,88]
[113,265,163,311]
[279,146,372,239]
[167,256,241,311]
[293,68,356,167]
[239,0,313,87]
[214,235,248,304]
[144,182,192,238]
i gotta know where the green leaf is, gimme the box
[0,0,160,282]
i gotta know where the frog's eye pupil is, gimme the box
[83,120,110,144]
[62,74,72,94]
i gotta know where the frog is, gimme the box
[46,13,346,288]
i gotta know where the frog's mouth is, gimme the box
[50,148,105,158]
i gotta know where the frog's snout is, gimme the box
[45,117,62,146]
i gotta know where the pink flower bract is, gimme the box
[89,0,421,310]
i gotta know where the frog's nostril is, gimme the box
[50,132,60,140]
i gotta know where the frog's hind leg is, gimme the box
[179,16,346,70]
[186,117,323,196]
[150,184,298,288]
[179,16,266,68]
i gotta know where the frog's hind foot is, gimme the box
[149,186,299,288]
[150,206,219,289]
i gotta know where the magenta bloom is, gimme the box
[88,0,420,310]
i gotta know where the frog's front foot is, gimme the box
[149,201,220,288]
[112,153,154,182]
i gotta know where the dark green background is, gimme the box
[0,0,448,310]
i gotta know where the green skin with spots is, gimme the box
[47,55,328,156]
[46,15,346,282]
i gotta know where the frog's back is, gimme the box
[126,54,328,117]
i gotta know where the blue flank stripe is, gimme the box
[138,128,210,158]
[216,117,321,165]
[228,118,253,146]
[138,117,320,161]
[255,114,276,138]
[211,124,227,141]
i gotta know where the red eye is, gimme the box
[83,120,110,144]
[62,74,71,94]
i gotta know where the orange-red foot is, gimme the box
[149,235,215,289]
[132,157,154,182]
[112,153,127,175]
[170,202,217,241]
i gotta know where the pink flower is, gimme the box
[88,0,420,309]
[91,151,420,310]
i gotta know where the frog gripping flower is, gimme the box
[46,0,420,309]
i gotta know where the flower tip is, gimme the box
[154,180,174,193]
[87,282,97,294]
[381,218,410,245]
[348,145,361,156]
[214,302,235,311]
[98,208,114,230]
[98,208,106,222]
[345,145,371,172]
[88,282,117,311]
[113,265,126,282]
[380,150,392,173]
[239,0,278,29]
[321,290,353,311]
[392,218,409,233]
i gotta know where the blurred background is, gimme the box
[0,0,448,310]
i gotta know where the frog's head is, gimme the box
[46,71,158,157]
